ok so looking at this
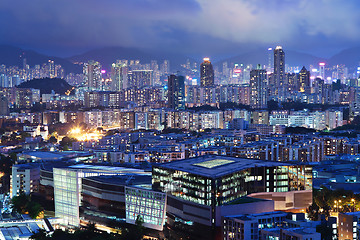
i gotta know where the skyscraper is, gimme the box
[250,65,268,109]
[0,96,9,116]
[319,62,325,80]
[160,60,170,75]
[274,46,285,100]
[83,61,102,90]
[299,66,310,92]
[267,47,273,73]
[111,62,127,91]
[127,70,153,88]
[200,58,214,87]
[48,60,55,78]
[167,74,185,110]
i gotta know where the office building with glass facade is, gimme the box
[125,186,166,231]
[53,164,146,226]
[152,155,312,240]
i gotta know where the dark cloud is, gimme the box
[0,0,359,57]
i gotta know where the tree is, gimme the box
[11,193,44,219]
[49,136,57,144]
[267,100,279,111]
[20,131,31,141]
[122,215,145,240]
[59,136,77,150]
[27,201,44,219]
[11,193,30,214]
[306,203,320,221]
[30,229,50,240]
[31,227,122,240]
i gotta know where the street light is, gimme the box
[351,199,356,212]
[334,200,338,212]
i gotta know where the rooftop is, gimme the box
[85,173,152,186]
[225,211,288,220]
[155,155,294,178]
[68,164,146,174]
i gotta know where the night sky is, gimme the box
[1,0,360,58]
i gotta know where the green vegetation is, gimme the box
[307,187,359,219]
[30,224,121,240]
[17,77,75,95]
[1,131,31,145]
[59,136,77,150]
[49,136,57,144]
[320,115,360,138]
[31,217,145,240]
[285,126,316,134]
[267,100,348,112]
[187,102,251,111]
[11,193,44,219]
[121,215,145,240]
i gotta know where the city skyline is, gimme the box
[2,1,360,240]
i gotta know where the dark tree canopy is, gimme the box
[17,78,74,95]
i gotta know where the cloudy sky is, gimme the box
[0,0,359,58]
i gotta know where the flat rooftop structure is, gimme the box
[85,173,152,186]
[154,155,294,178]
[68,164,146,174]
[0,215,55,240]
[18,151,93,162]
[13,163,40,170]
[225,211,288,220]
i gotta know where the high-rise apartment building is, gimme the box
[267,47,273,72]
[160,60,170,75]
[0,95,9,116]
[111,62,127,91]
[167,74,185,110]
[127,70,152,88]
[250,65,268,109]
[48,60,55,78]
[319,62,325,80]
[11,164,40,197]
[274,46,285,100]
[299,66,310,93]
[83,61,102,90]
[200,58,214,87]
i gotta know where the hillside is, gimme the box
[328,47,360,68]
[17,78,75,95]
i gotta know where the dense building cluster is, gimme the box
[2,46,360,240]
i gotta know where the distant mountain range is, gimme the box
[328,47,360,67]
[0,45,82,73]
[1,45,360,74]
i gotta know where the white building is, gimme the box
[326,109,343,130]
[270,111,289,126]
[11,164,40,197]
[84,111,102,127]
[53,164,146,226]
[201,112,224,129]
